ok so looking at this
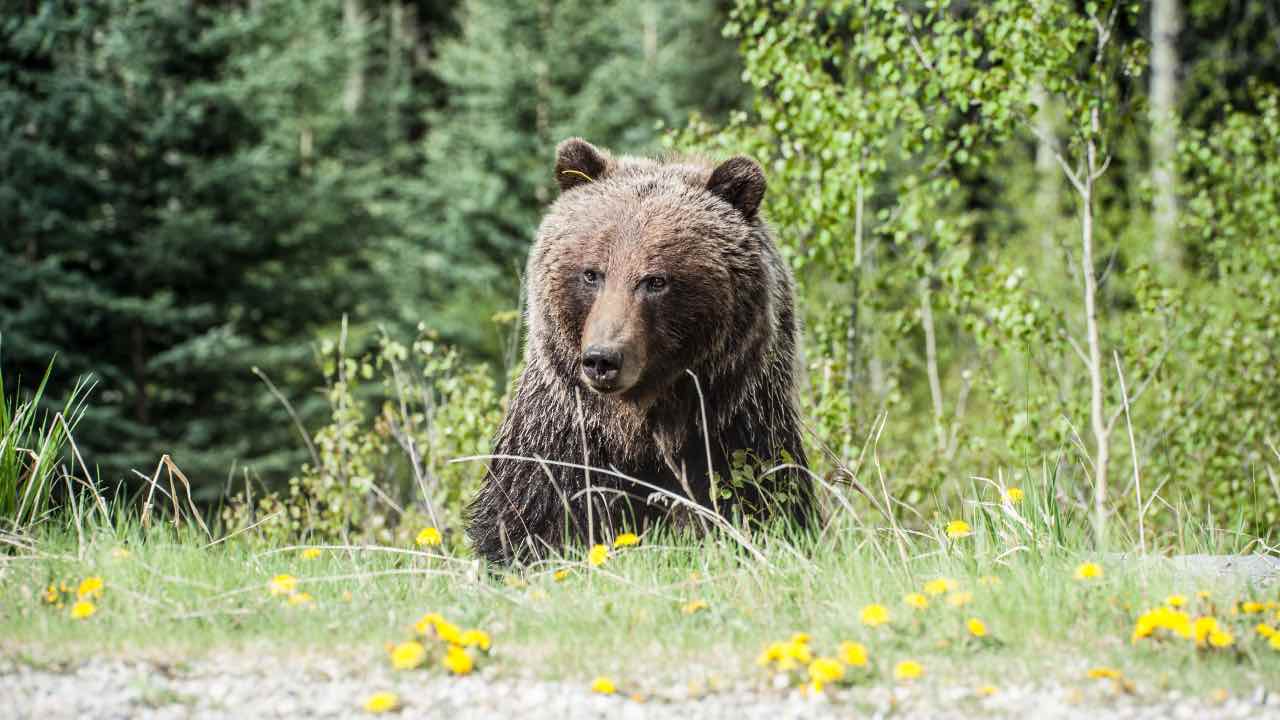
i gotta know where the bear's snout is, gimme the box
[581,344,624,392]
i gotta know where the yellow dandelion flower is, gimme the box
[893,660,924,681]
[756,642,786,667]
[42,585,59,604]
[978,575,1001,586]
[413,612,445,636]
[808,657,845,685]
[1256,624,1276,639]
[110,548,131,559]
[1270,634,1280,651]
[1192,616,1221,646]
[301,548,322,560]
[415,527,442,547]
[945,520,972,538]
[923,578,956,596]
[69,600,96,620]
[613,533,640,548]
[434,620,463,645]
[1165,594,1187,608]
[789,632,810,645]
[1196,590,1211,600]
[588,544,609,567]
[1241,601,1265,614]
[1073,562,1103,581]
[363,691,400,714]
[967,618,988,638]
[904,593,929,610]
[782,640,812,664]
[553,569,571,582]
[946,591,974,608]
[268,574,297,596]
[681,600,709,615]
[76,576,104,600]
[1087,667,1121,680]
[976,685,998,697]
[441,645,473,675]
[1005,487,1024,503]
[838,641,868,667]
[591,676,616,695]
[389,641,426,670]
[287,592,314,607]
[1208,630,1233,648]
[458,629,491,651]
[860,603,890,627]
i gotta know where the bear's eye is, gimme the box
[643,276,668,293]
[582,269,600,286]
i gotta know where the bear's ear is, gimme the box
[555,138,610,193]
[706,156,766,221]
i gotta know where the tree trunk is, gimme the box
[1150,0,1181,267]
[342,0,365,116]
[1083,108,1110,547]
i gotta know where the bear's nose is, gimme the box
[581,345,623,387]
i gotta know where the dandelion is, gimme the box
[441,645,474,675]
[42,585,59,604]
[1196,590,1212,600]
[301,548,322,560]
[1192,616,1221,646]
[415,527,442,547]
[967,618,988,638]
[1132,606,1193,642]
[893,660,924,681]
[808,657,845,691]
[945,520,972,538]
[1241,601,1265,614]
[681,600,709,615]
[458,629,491,651]
[413,612,445,636]
[1165,594,1187,608]
[389,641,426,670]
[1257,624,1276,639]
[77,576,104,600]
[1073,562,1103,581]
[1086,667,1121,680]
[613,533,640,548]
[553,569,571,582]
[789,632,810,645]
[860,603,890,627]
[363,692,400,714]
[434,620,463,645]
[591,676,616,695]
[837,641,868,667]
[269,574,298,596]
[923,578,956,596]
[1005,487,1024,503]
[287,592,314,607]
[756,643,785,667]
[1208,630,1234,648]
[1270,634,1280,651]
[904,593,929,610]
[946,591,974,608]
[976,685,999,697]
[69,600,96,620]
[588,544,609,567]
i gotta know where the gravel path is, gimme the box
[3,653,1278,720]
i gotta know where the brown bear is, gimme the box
[466,138,814,564]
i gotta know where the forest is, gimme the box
[3,0,1279,543]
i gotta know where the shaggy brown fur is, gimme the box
[466,138,814,564]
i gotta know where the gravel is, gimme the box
[2,653,1278,720]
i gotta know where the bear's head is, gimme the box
[528,138,774,403]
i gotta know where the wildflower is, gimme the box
[808,657,845,690]
[42,585,59,604]
[945,520,972,538]
[1087,667,1121,680]
[758,639,812,671]
[389,641,426,670]
[1207,630,1234,648]
[837,641,868,667]
[1005,487,1024,503]
[363,692,400,714]
[591,676,616,695]
[458,629,491,651]
[682,600,709,615]
[69,600,96,620]
[441,645,474,675]
[860,603,890,627]
[287,592,314,607]
[434,620,463,645]
[1196,590,1211,600]
[1073,562,1103,581]
[976,685,998,697]
[923,578,956,596]
[553,569,571,582]
[1192,616,1221,646]
[1131,606,1193,642]
[1256,624,1276,639]
[414,612,446,636]
[967,618,988,638]
[110,548,131,559]
[1165,594,1187,608]
[268,574,298,596]
[588,544,609,567]
[1270,634,1280,651]
[893,660,924,681]
[946,591,974,608]
[301,548,322,560]
[789,632,810,645]
[415,527,442,547]
[76,576,104,600]
[756,642,785,667]
[1241,601,1265,614]
[613,533,640,548]
[978,575,1001,586]
[904,593,929,610]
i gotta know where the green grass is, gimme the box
[4,489,1279,702]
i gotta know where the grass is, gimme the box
[4,484,1279,704]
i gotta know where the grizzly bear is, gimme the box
[466,138,814,564]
